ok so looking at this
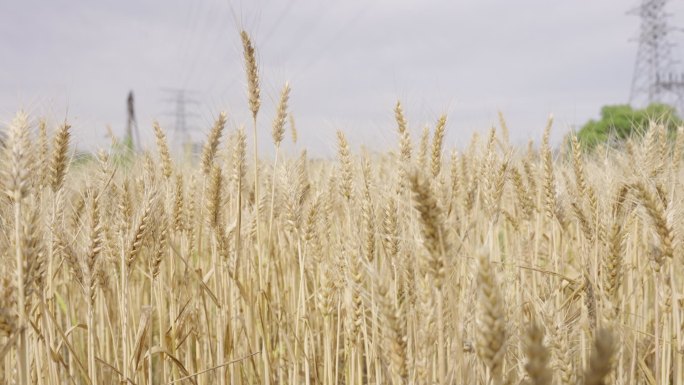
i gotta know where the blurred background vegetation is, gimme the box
[577,103,682,149]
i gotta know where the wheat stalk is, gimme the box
[1,30,683,385]
[523,323,552,385]
[431,115,447,178]
[476,250,507,385]
[583,329,615,385]
[153,121,173,179]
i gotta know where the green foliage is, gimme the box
[71,151,96,167]
[114,134,135,166]
[71,133,134,169]
[577,103,682,148]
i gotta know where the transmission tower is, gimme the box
[629,0,684,112]
[160,88,199,156]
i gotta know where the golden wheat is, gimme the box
[1,32,683,385]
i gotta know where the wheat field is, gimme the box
[1,32,683,385]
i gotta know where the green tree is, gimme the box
[577,103,682,148]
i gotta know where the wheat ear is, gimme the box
[5,112,32,385]
[523,323,552,385]
[476,250,507,385]
[153,121,173,179]
[583,329,615,385]
[201,112,227,175]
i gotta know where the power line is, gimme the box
[177,0,206,86]
[184,2,233,90]
[182,1,229,88]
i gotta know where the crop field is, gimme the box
[1,32,683,385]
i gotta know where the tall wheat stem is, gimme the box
[15,200,28,385]
[267,145,280,246]
[87,298,97,385]
[253,116,263,290]
[120,240,129,382]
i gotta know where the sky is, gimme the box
[1,0,683,157]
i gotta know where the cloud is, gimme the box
[0,0,678,156]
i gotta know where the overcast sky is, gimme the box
[2,0,683,157]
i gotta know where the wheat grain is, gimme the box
[523,323,552,385]
[153,121,173,179]
[201,112,227,175]
[272,83,290,147]
[476,250,507,385]
[430,115,447,178]
[583,329,615,385]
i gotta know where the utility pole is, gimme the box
[160,88,200,158]
[629,0,684,113]
[126,90,141,152]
